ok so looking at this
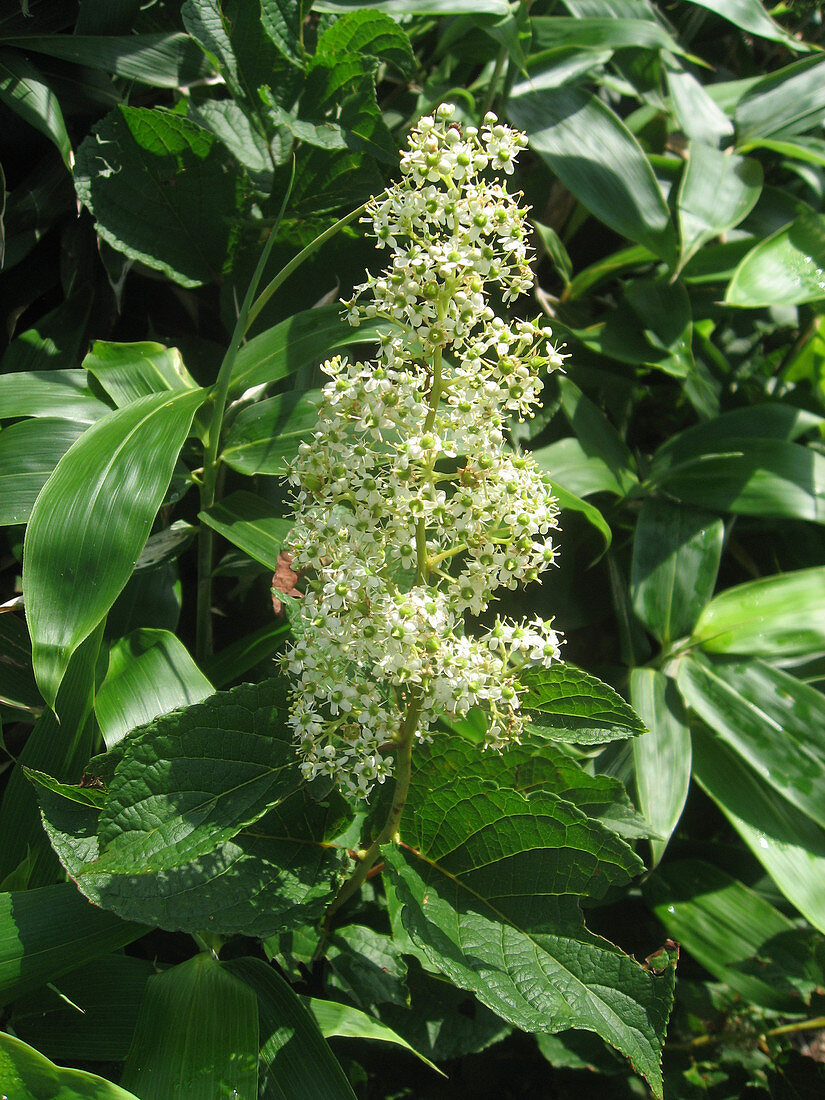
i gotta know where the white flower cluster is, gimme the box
[282,105,565,798]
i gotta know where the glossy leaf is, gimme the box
[533,437,627,499]
[684,0,807,48]
[645,859,822,1011]
[691,725,825,935]
[508,84,677,265]
[189,99,274,193]
[522,663,647,744]
[307,997,443,1075]
[0,417,87,526]
[0,614,41,716]
[677,655,825,832]
[227,958,358,1099]
[386,752,673,1096]
[692,565,825,657]
[74,106,239,287]
[120,953,259,1100]
[630,498,723,646]
[95,628,213,750]
[311,8,415,77]
[199,491,293,570]
[0,47,72,168]
[23,388,205,707]
[725,210,825,307]
[735,55,825,143]
[221,390,320,476]
[83,340,199,406]
[665,59,733,147]
[676,144,762,270]
[12,33,210,88]
[0,369,110,422]
[314,0,509,11]
[549,480,611,555]
[630,669,691,868]
[531,16,686,56]
[0,1032,141,1100]
[0,882,143,1008]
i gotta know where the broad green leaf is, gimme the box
[744,135,825,168]
[120,953,258,1100]
[630,498,723,646]
[0,627,103,889]
[386,753,673,1096]
[96,628,213,750]
[522,45,613,92]
[0,291,92,374]
[735,55,825,143]
[683,0,806,48]
[630,669,691,867]
[83,340,199,406]
[725,210,825,308]
[664,59,733,147]
[203,621,291,689]
[189,99,274,193]
[692,565,825,657]
[0,369,110,422]
[619,277,695,378]
[230,304,390,396]
[227,958,358,1100]
[10,955,155,1062]
[558,377,638,491]
[0,417,87,526]
[531,16,686,56]
[74,106,239,287]
[549,480,611,555]
[261,0,305,66]
[0,883,143,1008]
[532,437,628,499]
[645,860,822,1011]
[312,9,415,77]
[522,664,647,744]
[0,1032,141,1100]
[23,388,205,707]
[10,33,210,88]
[314,0,509,11]
[676,144,762,270]
[651,438,825,523]
[0,614,41,716]
[677,656,825,832]
[74,0,142,35]
[221,390,320,476]
[307,997,443,1075]
[0,47,72,168]
[199,491,292,570]
[85,680,299,874]
[507,84,677,265]
[326,926,408,1013]
[691,725,825,935]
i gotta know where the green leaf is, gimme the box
[0,47,72,169]
[691,724,825,935]
[74,105,240,287]
[230,305,390,397]
[692,565,825,658]
[507,84,677,265]
[677,656,825,833]
[645,859,822,1011]
[620,276,695,378]
[95,628,213,750]
[261,0,305,67]
[23,388,205,707]
[0,1031,141,1100]
[221,390,320,476]
[82,680,300,875]
[665,59,733,148]
[0,417,87,526]
[735,55,825,143]
[307,997,444,1076]
[10,33,210,88]
[326,925,408,1013]
[226,958,358,1100]
[725,210,825,308]
[629,669,691,868]
[386,750,673,1096]
[120,953,259,1100]
[548,480,611,556]
[203,621,291,689]
[199,491,292,571]
[0,369,110,422]
[522,664,647,744]
[683,0,807,49]
[189,99,274,193]
[0,291,92,374]
[0,882,143,1008]
[0,614,41,716]
[312,9,415,77]
[531,16,687,56]
[651,438,825,523]
[10,955,155,1062]
[83,340,199,406]
[676,143,762,270]
[313,0,509,11]
[532,437,625,499]
[630,498,724,646]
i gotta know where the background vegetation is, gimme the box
[2,0,825,1096]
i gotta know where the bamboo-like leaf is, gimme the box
[10,33,210,88]
[84,341,199,406]
[676,143,762,270]
[221,391,320,476]
[725,210,825,308]
[0,417,87,526]
[23,388,205,707]
[683,0,805,49]
[307,997,444,1075]
[120,954,259,1100]
[0,47,72,168]
[199,491,293,570]
[0,369,110,422]
[0,1032,141,1100]
[735,54,825,143]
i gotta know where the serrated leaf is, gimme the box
[0,417,87,526]
[23,388,205,707]
[314,10,415,77]
[74,105,240,287]
[521,664,647,744]
[120,954,258,1100]
[261,0,305,67]
[83,340,199,407]
[0,1032,141,1100]
[630,498,724,646]
[221,390,320,475]
[385,758,673,1095]
[199,491,292,570]
[677,655,825,832]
